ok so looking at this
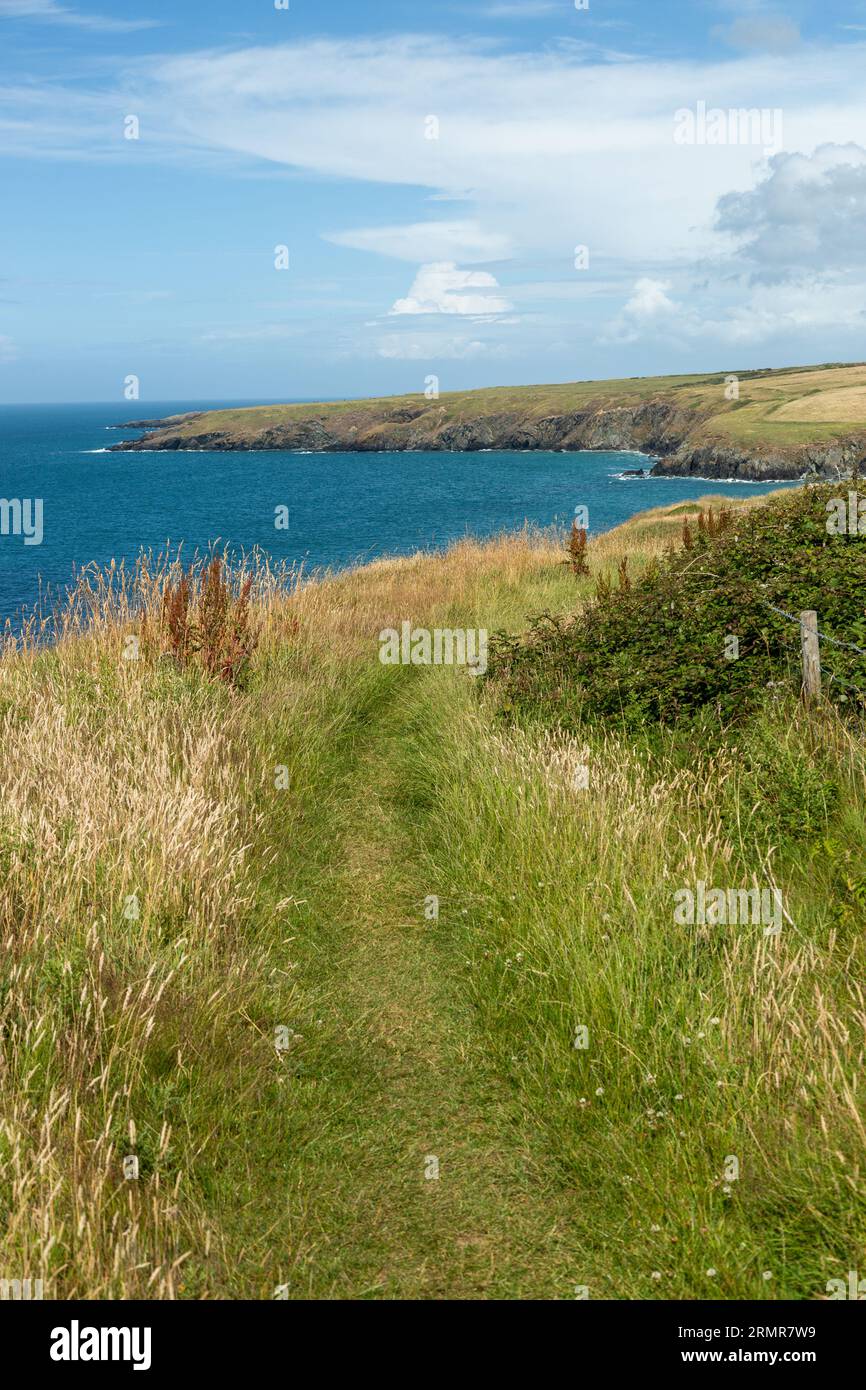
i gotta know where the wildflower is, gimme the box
[706,1268,717,1278]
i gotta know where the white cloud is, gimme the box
[625,278,677,319]
[6,34,866,268]
[601,268,866,349]
[601,278,679,343]
[0,0,156,29]
[325,219,511,264]
[480,1,560,16]
[715,143,866,275]
[200,325,301,344]
[389,262,513,316]
[5,32,866,360]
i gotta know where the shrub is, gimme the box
[487,484,866,731]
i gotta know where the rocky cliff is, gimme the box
[110,394,866,482]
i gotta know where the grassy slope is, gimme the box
[162,361,866,451]
[1,495,865,1299]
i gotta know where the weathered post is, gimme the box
[800,610,821,704]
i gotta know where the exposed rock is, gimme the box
[109,397,866,481]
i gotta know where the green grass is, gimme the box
[148,360,866,454]
[2,497,865,1299]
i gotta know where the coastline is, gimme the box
[108,368,866,483]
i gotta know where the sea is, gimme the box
[0,400,798,629]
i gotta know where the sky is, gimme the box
[1,0,866,403]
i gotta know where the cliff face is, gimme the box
[653,436,866,481]
[111,399,700,456]
[110,398,866,481]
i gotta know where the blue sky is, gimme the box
[1,0,866,403]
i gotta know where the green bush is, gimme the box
[487,484,866,731]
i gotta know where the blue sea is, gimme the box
[0,400,798,629]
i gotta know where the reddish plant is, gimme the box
[566,521,590,577]
[159,558,258,686]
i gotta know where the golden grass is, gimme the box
[774,383,866,422]
[2,488,851,1300]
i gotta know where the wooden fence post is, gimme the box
[800,610,821,704]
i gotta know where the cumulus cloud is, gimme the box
[389,262,513,316]
[696,281,866,343]
[601,277,679,343]
[715,142,866,276]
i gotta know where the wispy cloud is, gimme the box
[479,1,560,16]
[4,30,866,359]
[376,333,507,361]
[326,220,511,265]
[0,0,158,32]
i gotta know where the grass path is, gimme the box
[271,670,592,1300]
[7,508,860,1300]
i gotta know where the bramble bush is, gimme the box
[487,484,866,731]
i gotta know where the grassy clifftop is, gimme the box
[1,488,865,1299]
[113,363,866,472]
